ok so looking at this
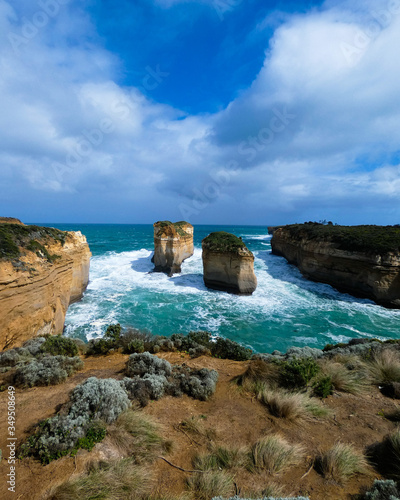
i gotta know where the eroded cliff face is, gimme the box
[271,226,400,308]
[202,232,257,295]
[0,224,91,349]
[153,221,194,275]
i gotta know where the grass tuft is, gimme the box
[186,470,233,500]
[258,388,329,420]
[367,349,400,385]
[249,434,304,474]
[316,442,369,483]
[193,446,246,471]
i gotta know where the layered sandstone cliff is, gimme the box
[271,224,400,308]
[0,223,91,348]
[202,232,257,295]
[153,221,194,275]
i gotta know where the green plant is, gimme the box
[211,337,253,361]
[13,356,83,387]
[202,231,248,254]
[369,429,400,478]
[41,335,79,357]
[368,350,400,385]
[313,376,334,398]
[193,446,246,471]
[249,434,304,474]
[364,479,400,499]
[187,470,233,500]
[315,443,368,483]
[279,358,319,389]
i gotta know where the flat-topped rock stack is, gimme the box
[153,221,194,276]
[202,231,257,295]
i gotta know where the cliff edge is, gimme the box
[153,221,194,275]
[271,223,400,308]
[202,231,257,295]
[0,222,91,348]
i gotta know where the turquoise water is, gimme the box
[40,224,400,353]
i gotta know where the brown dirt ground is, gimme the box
[0,352,398,500]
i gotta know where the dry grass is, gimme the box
[186,470,233,500]
[367,349,400,385]
[369,429,400,478]
[319,360,366,394]
[241,483,286,498]
[46,459,152,500]
[258,388,329,420]
[178,416,216,441]
[106,409,168,464]
[249,434,305,474]
[236,359,280,389]
[316,443,369,483]
[193,445,247,471]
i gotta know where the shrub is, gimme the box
[258,389,329,420]
[364,479,400,500]
[47,459,152,500]
[41,335,78,357]
[22,337,46,356]
[19,377,130,464]
[313,376,334,398]
[315,443,368,483]
[249,434,304,473]
[211,337,252,361]
[86,323,123,355]
[126,352,172,378]
[13,356,83,387]
[0,349,22,367]
[279,358,319,388]
[120,377,154,407]
[187,470,233,500]
[174,366,219,401]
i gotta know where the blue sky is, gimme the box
[1,0,400,225]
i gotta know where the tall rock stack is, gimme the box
[0,221,91,349]
[202,231,257,295]
[153,221,194,276]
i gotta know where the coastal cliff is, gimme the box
[0,223,91,348]
[202,231,257,295]
[153,221,194,275]
[271,223,400,308]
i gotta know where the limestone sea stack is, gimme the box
[271,223,400,308]
[0,222,91,349]
[153,221,194,275]
[202,231,257,295]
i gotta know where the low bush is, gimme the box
[315,443,368,483]
[279,358,319,389]
[47,459,152,500]
[86,323,123,355]
[0,349,22,368]
[13,356,83,387]
[363,479,400,499]
[313,376,333,398]
[187,470,233,500]
[174,366,219,401]
[21,337,46,356]
[19,377,130,463]
[41,335,78,357]
[126,352,172,378]
[249,434,304,474]
[211,337,252,361]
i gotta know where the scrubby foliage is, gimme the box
[279,357,319,389]
[212,497,310,500]
[123,353,218,405]
[13,356,83,387]
[202,231,249,254]
[19,377,130,463]
[86,323,123,355]
[313,376,334,398]
[280,223,400,255]
[212,337,252,361]
[363,479,400,500]
[368,429,400,478]
[41,335,78,357]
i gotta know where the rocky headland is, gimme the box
[0,222,91,349]
[271,223,400,308]
[202,231,257,295]
[153,221,194,275]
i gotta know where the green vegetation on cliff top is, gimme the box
[280,223,400,255]
[0,223,67,261]
[202,231,250,254]
[154,220,191,238]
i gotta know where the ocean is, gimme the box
[40,224,400,354]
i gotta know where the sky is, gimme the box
[1,0,400,225]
